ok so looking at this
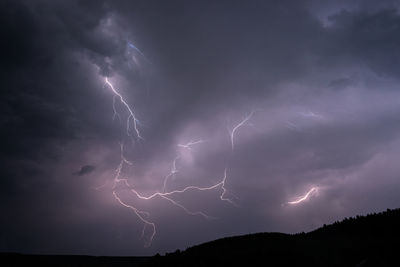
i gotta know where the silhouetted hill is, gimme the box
[151,208,400,266]
[1,254,150,267]
[2,208,400,266]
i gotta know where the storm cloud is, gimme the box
[1,0,400,256]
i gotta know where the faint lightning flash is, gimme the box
[162,155,180,193]
[229,111,254,151]
[177,139,206,150]
[127,41,151,64]
[287,187,318,205]
[105,78,143,140]
[128,42,146,57]
[300,111,323,120]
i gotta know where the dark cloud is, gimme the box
[1,0,400,256]
[320,8,400,77]
[74,165,96,176]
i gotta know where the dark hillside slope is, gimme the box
[2,208,400,266]
[153,208,400,266]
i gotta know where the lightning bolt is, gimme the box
[104,77,143,140]
[299,111,323,119]
[161,115,256,213]
[163,140,206,192]
[106,143,155,247]
[112,191,156,247]
[112,143,219,221]
[287,187,318,205]
[128,42,146,58]
[229,111,254,151]
[211,111,256,206]
[219,167,237,206]
[162,155,180,193]
[110,141,216,246]
[177,139,206,150]
[127,41,151,64]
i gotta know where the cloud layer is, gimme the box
[1,0,400,256]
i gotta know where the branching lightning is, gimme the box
[105,77,143,140]
[162,155,180,193]
[103,77,252,246]
[162,139,206,192]
[287,187,318,205]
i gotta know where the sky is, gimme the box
[1,0,400,256]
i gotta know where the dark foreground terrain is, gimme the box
[2,208,400,266]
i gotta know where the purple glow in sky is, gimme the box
[1,0,400,256]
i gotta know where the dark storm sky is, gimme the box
[2,0,400,256]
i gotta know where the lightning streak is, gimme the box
[112,191,156,247]
[112,96,121,123]
[218,168,237,206]
[162,139,206,192]
[211,112,257,206]
[108,143,155,246]
[126,169,233,212]
[300,111,323,119]
[177,139,206,150]
[287,187,318,205]
[105,78,143,140]
[127,41,151,64]
[162,155,180,193]
[229,111,254,151]
[128,42,146,58]
[162,115,257,211]
[110,142,213,246]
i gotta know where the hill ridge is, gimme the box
[2,208,400,266]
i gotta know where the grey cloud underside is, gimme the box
[1,0,400,256]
